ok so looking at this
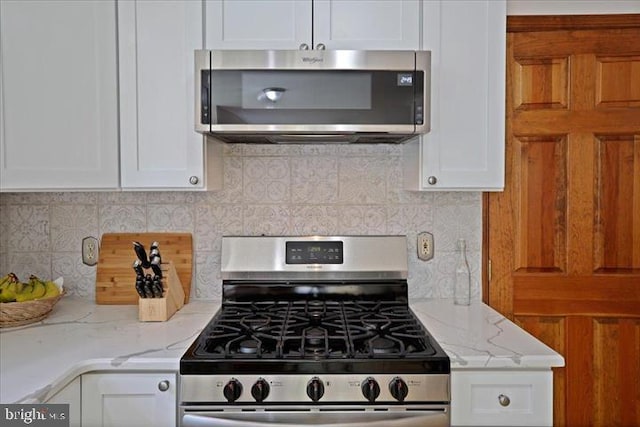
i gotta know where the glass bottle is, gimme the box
[453,238,471,305]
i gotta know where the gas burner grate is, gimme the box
[193,300,437,360]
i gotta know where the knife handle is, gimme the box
[150,257,163,278]
[133,259,144,277]
[133,241,151,269]
[135,277,147,298]
[153,276,164,298]
[144,274,155,298]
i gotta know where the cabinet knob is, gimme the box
[189,176,199,185]
[498,394,510,407]
[299,43,310,50]
[427,176,438,185]
[315,43,326,50]
[158,380,170,392]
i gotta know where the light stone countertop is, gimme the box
[0,297,564,404]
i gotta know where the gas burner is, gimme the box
[239,339,260,354]
[307,300,324,309]
[308,311,324,325]
[304,327,326,346]
[369,336,397,355]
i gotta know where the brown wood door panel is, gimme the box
[515,316,567,426]
[488,15,640,426]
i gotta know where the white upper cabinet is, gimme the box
[404,0,506,191]
[118,0,222,190]
[205,0,312,49]
[0,0,119,191]
[205,0,420,50]
[313,0,420,50]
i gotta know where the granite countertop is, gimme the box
[0,297,564,404]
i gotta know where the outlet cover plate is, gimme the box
[417,231,434,261]
[82,236,99,266]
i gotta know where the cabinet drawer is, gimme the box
[451,370,553,426]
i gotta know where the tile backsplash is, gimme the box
[0,144,482,301]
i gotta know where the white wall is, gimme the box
[508,0,640,15]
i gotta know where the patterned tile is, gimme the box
[433,202,482,252]
[243,157,290,203]
[0,204,8,254]
[291,205,339,235]
[145,192,198,204]
[387,204,433,235]
[194,251,222,300]
[1,147,485,302]
[337,157,388,204]
[242,144,301,157]
[49,192,98,204]
[195,205,243,251]
[99,192,147,205]
[51,205,98,251]
[291,157,338,203]
[99,205,146,232]
[298,145,338,157]
[408,261,435,299]
[337,205,386,235]
[243,205,291,235]
[7,205,50,251]
[147,204,194,232]
[337,144,401,157]
[52,253,97,298]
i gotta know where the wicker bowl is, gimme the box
[0,278,65,328]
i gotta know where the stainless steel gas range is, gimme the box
[179,236,451,427]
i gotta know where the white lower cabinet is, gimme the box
[81,372,177,427]
[451,370,553,426]
[45,377,81,427]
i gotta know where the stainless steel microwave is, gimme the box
[195,49,430,144]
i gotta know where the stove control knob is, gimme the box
[389,377,409,402]
[306,377,325,402]
[251,378,270,402]
[223,378,243,402]
[361,377,380,403]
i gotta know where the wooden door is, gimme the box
[487,15,640,426]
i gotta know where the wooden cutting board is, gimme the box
[96,233,192,305]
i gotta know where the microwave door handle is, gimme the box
[182,412,448,427]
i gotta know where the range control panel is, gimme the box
[285,241,344,264]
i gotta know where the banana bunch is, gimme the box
[0,273,60,303]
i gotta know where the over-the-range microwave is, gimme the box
[195,49,430,144]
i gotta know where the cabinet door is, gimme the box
[404,0,506,191]
[205,0,313,49]
[46,377,81,427]
[82,373,176,427]
[0,0,119,191]
[119,0,210,189]
[313,0,420,50]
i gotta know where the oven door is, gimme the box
[181,405,449,427]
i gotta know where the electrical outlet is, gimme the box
[82,236,99,266]
[417,232,434,261]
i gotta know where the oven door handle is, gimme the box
[182,412,448,427]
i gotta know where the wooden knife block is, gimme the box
[138,262,185,322]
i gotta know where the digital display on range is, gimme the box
[286,241,343,264]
